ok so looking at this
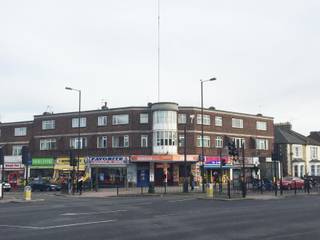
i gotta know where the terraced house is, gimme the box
[0,102,274,188]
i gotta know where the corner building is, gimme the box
[0,102,274,188]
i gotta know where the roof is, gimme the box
[274,126,308,145]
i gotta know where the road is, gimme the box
[0,193,320,240]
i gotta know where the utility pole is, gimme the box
[241,143,246,198]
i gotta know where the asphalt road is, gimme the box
[0,193,320,240]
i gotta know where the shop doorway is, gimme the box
[137,169,149,187]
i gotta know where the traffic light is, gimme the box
[69,150,76,167]
[0,148,4,165]
[221,158,226,166]
[228,141,239,158]
[21,146,30,165]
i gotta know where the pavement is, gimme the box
[1,193,320,239]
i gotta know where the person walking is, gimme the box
[190,173,195,191]
[78,175,84,195]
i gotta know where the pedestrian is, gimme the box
[190,173,195,191]
[78,175,84,195]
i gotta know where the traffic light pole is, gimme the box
[241,144,246,198]
[219,148,223,193]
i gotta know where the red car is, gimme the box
[280,177,304,190]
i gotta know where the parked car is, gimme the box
[29,180,61,192]
[1,182,11,192]
[280,177,304,190]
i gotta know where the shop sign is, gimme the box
[204,156,232,168]
[54,157,86,171]
[88,156,129,166]
[131,155,198,162]
[32,158,54,167]
[4,156,22,163]
[4,163,23,169]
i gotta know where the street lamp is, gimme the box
[65,86,81,194]
[200,77,216,192]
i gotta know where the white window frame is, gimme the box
[42,120,55,130]
[70,137,87,149]
[256,121,267,131]
[112,114,129,125]
[112,135,129,148]
[232,118,243,128]
[197,114,210,125]
[292,145,302,158]
[140,114,149,124]
[97,136,108,148]
[178,134,185,147]
[197,135,211,148]
[14,127,27,136]
[72,117,86,128]
[310,146,318,160]
[141,135,148,148]
[256,139,269,150]
[40,138,56,150]
[178,114,187,124]
[155,131,177,146]
[232,137,245,148]
[12,145,23,156]
[97,116,108,126]
[215,136,223,148]
[215,116,223,127]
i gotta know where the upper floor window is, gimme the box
[12,145,23,155]
[155,131,177,146]
[256,121,267,131]
[42,120,55,130]
[112,135,129,148]
[154,111,177,124]
[112,114,129,125]
[14,127,27,136]
[72,117,86,128]
[292,145,302,158]
[40,138,56,150]
[70,137,87,149]
[141,135,148,148]
[310,146,318,160]
[97,136,108,148]
[97,116,107,126]
[232,137,245,148]
[140,114,149,124]
[232,118,243,128]
[256,139,269,150]
[215,136,223,148]
[215,116,223,127]
[178,114,187,124]
[197,114,210,125]
[197,135,211,148]
[178,134,185,147]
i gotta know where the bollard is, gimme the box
[24,186,32,201]
[280,179,283,196]
[116,185,119,196]
[206,183,213,198]
[141,185,143,195]
[294,181,297,195]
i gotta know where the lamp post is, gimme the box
[200,77,216,192]
[65,86,81,194]
[183,123,188,193]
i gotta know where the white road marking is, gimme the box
[61,209,127,216]
[0,220,116,230]
[168,198,196,203]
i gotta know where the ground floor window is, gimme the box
[30,169,54,179]
[91,168,127,188]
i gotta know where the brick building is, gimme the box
[0,102,274,188]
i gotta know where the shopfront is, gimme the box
[131,155,199,187]
[204,156,233,183]
[88,156,129,188]
[30,157,54,180]
[53,157,86,181]
[4,156,24,189]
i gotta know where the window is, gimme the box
[140,114,149,124]
[294,165,298,177]
[256,121,267,131]
[42,120,55,130]
[141,135,148,148]
[40,139,56,150]
[232,118,243,128]
[197,114,210,125]
[112,114,129,125]
[256,139,269,150]
[293,145,302,158]
[97,116,107,126]
[317,165,320,176]
[215,116,222,127]
[178,135,185,147]
[112,135,129,148]
[154,111,177,124]
[311,146,318,160]
[311,165,316,176]
[232,137,245,148]
[12,145,23,155]
[97,136,108,148]
[14,127,27,136]
[300,165,304,177]
[178,114,187,124]
[155,131,177,146]
[70,137,87,149]
[197,136,211,148]
[215,136,223,148]
[72,117,86,128]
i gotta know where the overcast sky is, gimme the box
[1,0,319,135]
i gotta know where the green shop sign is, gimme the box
[31,158,54,168]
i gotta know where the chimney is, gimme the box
[275,122,292,131]
[101,102,108,110]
